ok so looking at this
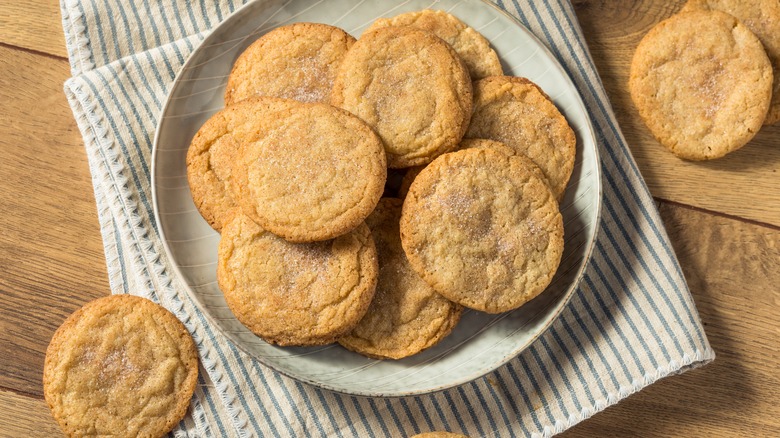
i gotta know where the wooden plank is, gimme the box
[0,45,109,397]
[563,201,780,436]
[0,1,68,58]
[573,0,780,227]
[0,390,62,437]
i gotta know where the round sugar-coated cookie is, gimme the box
[681,0,780,125]
[43,295,199,438]
[232,98,386,242]
[465,76,576,200]
[331,26,472,168]
[217,214,378,346]
[225,22,356,105]
[366,9,503,80]
[338,198,463,359]
[186,99,266,232]
[397,138,548,199]
[400,148,564,314]
[629,10,773,160]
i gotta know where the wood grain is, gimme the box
[573,0,780,227]
[564,202,780,436]
[0,1,68,58]
[0,45,109,397]
[0,390,62,437]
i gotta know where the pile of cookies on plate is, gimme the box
[187,9,575,360]
[629,0,779,160]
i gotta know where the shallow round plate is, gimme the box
[152,0,601,397]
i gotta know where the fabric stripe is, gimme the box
[584,267,655,373]
[399,398,422,436]
[470,381,499,435]
[481,376,516,438]
[494,369,532,436]
[557,309,613,395]
[350,397,377,438]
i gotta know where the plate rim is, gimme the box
[151,0,603,397]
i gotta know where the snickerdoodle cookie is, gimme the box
[43,295,198,438]
[225,23,355,105]
[681,0,780,125]
[366,9,503,79]
[629,10,772,159]
[465,76,576,199]
[231,98,386,242]
[400,148,563,314]
[217,214,378,346]
[331,26,472,168]
[398,138,549,198]
[338,198,462,359]
[186,98,261,232]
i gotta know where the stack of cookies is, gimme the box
[629,0,779,160]
[187,10,574,359]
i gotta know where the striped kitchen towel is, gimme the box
[60,0,715,436]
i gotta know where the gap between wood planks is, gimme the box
[0,41,68,62]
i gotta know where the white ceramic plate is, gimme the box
[152,0,601,397]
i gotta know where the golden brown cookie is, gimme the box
[231,98,386,242]
[398,138,547,199]
[225,23,355,105]
[217,214,378,346]
[43,295,199,438]
[186,99,261,232]
[366,9,503,80]
[629,10,773,160]
[465,76,576,199]
[400,148,564,314]
[338,198,463,359]
[397,138,547,199]
[331,26,472,168]
[681,0,780,125]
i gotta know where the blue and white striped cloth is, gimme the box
[60,0,714,436]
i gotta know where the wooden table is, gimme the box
[1,1,777,436]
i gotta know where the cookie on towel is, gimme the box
[331,26,472,168]
[43,295,199,438]
[338,198,463,359]
[366,9,503,79]
[217,214,378,346]
[628,10,772,159]
[681,0,780,125]
[231,98,386,242]
[400,148,564,314]
[465,76,576,200]
[225,22,356,104]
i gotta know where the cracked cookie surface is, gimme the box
[629,10,773,159]
[231,98,386,242]
[43,295,199,438]
[465,76,575,199]
[400,148,563,314]
[186,98,268,232]
[398,138,549,199]
[681,0,780,125]
[218,214,378,346]
[366,9,503,80]
[331,26,472,168]
[225,22,355,105]
[338,198,462,359]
